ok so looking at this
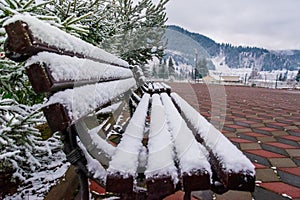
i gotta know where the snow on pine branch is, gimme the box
[0,96,69,199]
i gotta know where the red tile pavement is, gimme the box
[253,163,268,169]
[259,182,300,198]
[229,138,253,143]
[242,132,268,137]
[245,150,286,158]
[265,142,298,149]
[89,179,105,194]
[168,83,300,199]
[164,191,197,200]
[279,135,300,142]
[225,124,246,129]
[278,167,300,177]
[256,127,279,132]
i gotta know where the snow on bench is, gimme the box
[25,52,133,93]
[4,14,128,67]
[171,92,256,192]
[106,94,150,194]
[161,93,211,195]
[145,94,178,199]
[44,77,136,130]
[5,14,256,200]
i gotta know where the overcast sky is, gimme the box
[165,0,300,50]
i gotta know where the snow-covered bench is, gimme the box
[4,14,255,200]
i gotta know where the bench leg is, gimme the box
[76,167,89,200]
[184,191,191,200]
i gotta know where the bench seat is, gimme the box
[4,14,256,200]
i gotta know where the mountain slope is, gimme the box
[165,25,300,71]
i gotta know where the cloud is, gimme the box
[166,0,300,50]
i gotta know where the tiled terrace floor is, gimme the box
[168,82,300,200]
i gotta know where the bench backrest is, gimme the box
[4,14,142,133]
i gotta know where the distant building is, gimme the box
[220,76,241,83]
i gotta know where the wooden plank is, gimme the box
[146,176,175,200]
[4,20,128,68]
[26,63,53,93]
[182,170,210,192]
[209,154,255,192]
[42,103,71,133]
[106,174,134,194]
[26,62,133,93]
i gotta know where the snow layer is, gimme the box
[78,141,107,182]
[26,52,133,82]
[89,125,116,157]
[45,78,136,121]
[145,94,178,183]
[160,93,211,176]
[171,93,255,175]
[4,14,129,67]
[107,94,150,177]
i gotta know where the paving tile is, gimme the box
[215,190,252,200]
[266,123,285,130]
[242,132,267,137]
[253,186,291,200]
[293,157,300,167]
[253,128,273,136]
[164,191,197,200]
[257,136,277,143]
[235,128,253,133]
[89,179,105,194]
[285,126,300,131]
[289,130,300,136]
[269,158,297,168]
[278,167,300,177]
[264,142,298,149]
[246,150,286,158]
[259,182,300,198]
[257,127,279,132]
[272,131,289,136]
[255,168,280,182]
[261,144,289,157]
[229,137,253,143]
[253,162,268,169]
[244,152,271,167]
[250,123,265,128]
[191,191,213,200]
[286,149,300,157]
[276,137,300,147]
[240,143,262,150]
[280,135,300,142]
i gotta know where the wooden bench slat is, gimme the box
[170,93,255,192]
[160,93,211,192]
[4,15,129,68]
[26,52,134,93]
[43,78,136,132]
[145,94,177,198]
[75,120,116,167]
[106,94,150,194]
